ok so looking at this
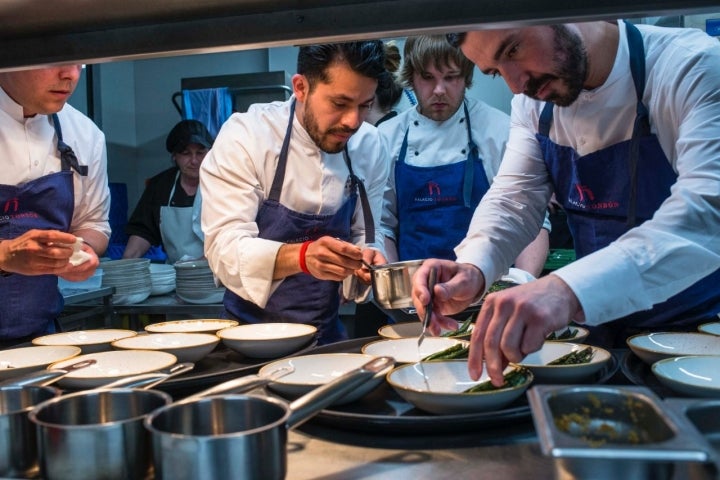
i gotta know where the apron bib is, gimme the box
[223,100,375,345]
[396,101,490,260]
[159,171,204,264]
[0,114,86,340]
[536,21,720,343]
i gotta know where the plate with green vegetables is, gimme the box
[518,342,611,383]
[386,360,533,414]
[545,326,589,343]
[378,316,474,340]
[361,337,468,364]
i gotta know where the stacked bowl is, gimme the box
[101,258,152,305]
[149,263,176,296]
[174,259,225,304]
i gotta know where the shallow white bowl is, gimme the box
[0,345,82,380]
[259,353,389,405]
[145,319,238,334]
[48,350,177,389]
[377,322,474,340]
[627,332,720,365]
[361,337,469,364]
[545,326,590,343]
[111,333,219,363]
[387,360,532,415]
[698,322,720,337]
[216,323,316,358]
[652,355,720,398]
[32,329,138,354]
[518,342,611,383]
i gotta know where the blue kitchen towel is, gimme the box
[182,87,233,138]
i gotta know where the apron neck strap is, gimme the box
[461,100,475,208]
[51,113,88,176]
[167,169,181,206]
[343,148,375,244]
[269,99,296,202]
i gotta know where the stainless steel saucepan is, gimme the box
[0,359,96,478]
[145,356,394,480]
[369,259,424,309]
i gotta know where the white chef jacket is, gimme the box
[456,21,720,326]
[0,87,111,239]
[377,97,510,242]
[200,99,389,308]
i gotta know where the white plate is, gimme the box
[259,353,389,405]
[48,350,178,389]
[652,355,720,398]
[145,319,238,334]
[698,322,720,337]
[545,326,590,343]
[377,322,473,339]
[387,360,532,415]
[32,329,138,354]
[361,337,468,364]
[217,323,316,358]
[0,345,82,380]
[112,333,219,363]
[518,342,611,383]
[627,332,720,365]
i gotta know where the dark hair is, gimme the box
[446,32,466,48]
[375,42,404,112]
[297,41,386,91]
[399,35,474,89]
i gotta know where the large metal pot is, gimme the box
[370,259,424,309]
[28,362,194,480]
[145,356,394,480]
[0,359,95,478]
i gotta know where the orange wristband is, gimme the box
[299,240,313,274]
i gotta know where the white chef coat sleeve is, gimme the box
[200,115,283,308]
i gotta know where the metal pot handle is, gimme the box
[182,365,295,402]
[286,356,394,429]
[0,359,97,387]
[100,362,195,389]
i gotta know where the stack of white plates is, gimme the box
[149,263,176,296]
[101,258,152,305]
[174,259,225,304]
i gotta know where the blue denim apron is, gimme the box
[223,100,375,345]
[395,101,491,261]
[536,21,720,345]
[0,114,87,341]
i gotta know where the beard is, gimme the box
[524,25,588,107]
[302,103,358,154]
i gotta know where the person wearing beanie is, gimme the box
[123,119,214,264]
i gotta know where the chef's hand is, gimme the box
[469,274,585,386]
[354,248,386,284]
[56,242,101,282]
[412,259,485,334]
[303,236,363,281]
[0,229,81,276]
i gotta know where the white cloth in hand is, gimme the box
[68,237,92,266]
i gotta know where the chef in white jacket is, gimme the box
[200,41,390,344]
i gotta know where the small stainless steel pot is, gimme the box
[0,359,95,478]
[370,259,424,309]
[28,362,194,480]
[145,356,394,480]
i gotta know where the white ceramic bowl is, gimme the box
[652,355,720,398]
[0,345,82,380]
[386,360,533,414]
[32,329,138,354]
[145,319,238,334]
[111,333,219,363]
[259,353,390,405]
[48,350,178,389]
[698,322,720,337]
[377,322,474,340]
[627,332,720,365]
[361,337,469,364]
[518,342,611,383]
[216,323,316,358]
[545,326,590,343]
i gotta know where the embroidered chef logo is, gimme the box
[568,184,620,210]
[414,181,457,203]
[3,198,19,214]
